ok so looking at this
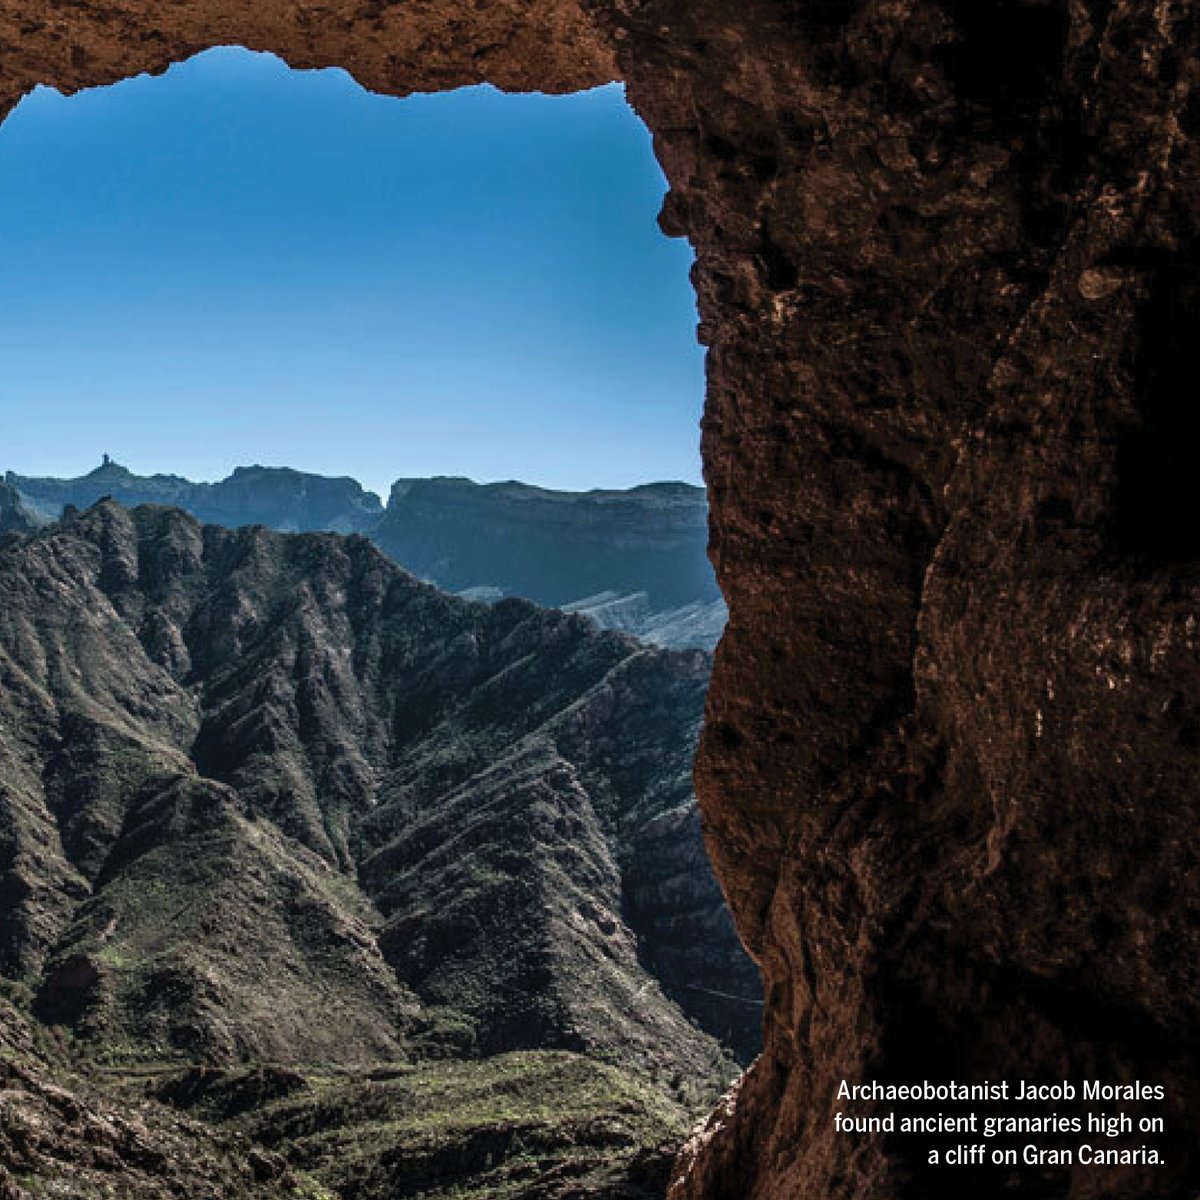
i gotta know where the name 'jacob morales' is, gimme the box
[837,1081,1167,1102]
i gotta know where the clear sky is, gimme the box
[0,48,704,497]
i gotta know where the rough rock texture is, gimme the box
[1,3,1198,1199]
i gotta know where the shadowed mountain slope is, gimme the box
[0,481,40,535]
[0,501,758,1078]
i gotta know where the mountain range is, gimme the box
[0,498,757,1199]
[7,461,727,650]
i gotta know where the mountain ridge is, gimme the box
[7,461,726,649]
[8,459,384,534]
[0,496,756,1196]
[0,499,757,1064]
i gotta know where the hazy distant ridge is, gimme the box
[8,458,383,534]
[9,461,726,649]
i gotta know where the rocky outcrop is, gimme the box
[0,3,1197,1199]
[376,478,718,612]
[656,4,1200,1197]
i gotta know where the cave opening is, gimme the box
[0,43,728,640]
[0,39,759,1200]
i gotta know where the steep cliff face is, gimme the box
[376,478,718,611]
[0,3,1197,1199]
[636,5,1200,1197]
[663,11,1199,1200]
[0,481,39,535]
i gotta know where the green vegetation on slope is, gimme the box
[0,501,757,1199]
[148,1052,698,1200]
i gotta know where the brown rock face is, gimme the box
[1,2,1197,1199]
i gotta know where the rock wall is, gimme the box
[0,1,1197,1197]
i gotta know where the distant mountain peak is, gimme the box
[88,454,132,477]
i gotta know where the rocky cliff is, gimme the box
[376,478,717,609]
[0,2,1196,1199]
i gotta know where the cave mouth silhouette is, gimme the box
[7,5,1199,1200]
[0,20,752,1084]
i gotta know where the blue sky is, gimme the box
[0,48,704,497]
